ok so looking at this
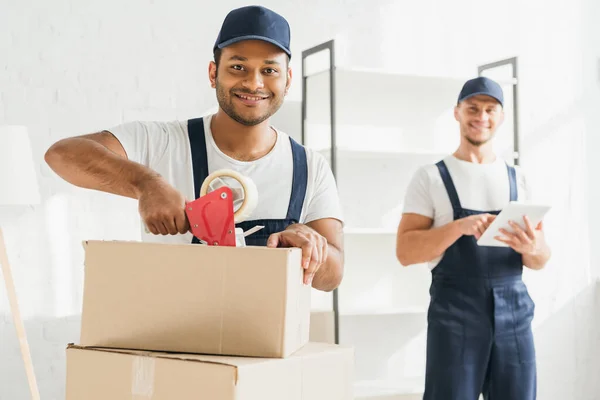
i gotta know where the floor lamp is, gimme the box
[0,125,41,400]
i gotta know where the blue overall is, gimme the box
[423,160,537,400]
[187,117,308,246]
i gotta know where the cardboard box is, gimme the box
[65,342,354,400]
[80,240,311,358]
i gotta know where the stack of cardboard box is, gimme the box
[65,240,354,399]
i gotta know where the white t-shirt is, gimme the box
[108,113,343,244]
[402,154,530,269]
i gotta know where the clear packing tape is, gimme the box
[131,356,155,398]
[200,169,258,224]
[200,169,262,246]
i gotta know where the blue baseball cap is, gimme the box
[458,77,504,107]
[213,6,292,59]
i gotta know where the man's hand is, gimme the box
[267,223,328,286]
[455,213,497,240]
[137,176,190,235]
[494,216,545,256]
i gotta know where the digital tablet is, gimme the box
[477,201,552,247]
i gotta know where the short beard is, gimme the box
[462,126,494,147]
[465,136,491,147]
[215,78,285,127]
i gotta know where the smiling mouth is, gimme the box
[234,93,269,101]
[470,123,490,131]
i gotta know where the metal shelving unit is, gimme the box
[301,38,519,399]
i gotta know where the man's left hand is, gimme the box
[267,224,328,286]
[494,215,545,255]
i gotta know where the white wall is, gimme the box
[1,0,599,399]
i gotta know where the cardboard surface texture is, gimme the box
[80,240,311,358]
[65,342,354,400]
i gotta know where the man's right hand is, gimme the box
[137,176,190,235]
[455,213,496,240]
[44,131,191,236]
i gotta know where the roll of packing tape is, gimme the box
[200,169,258,223]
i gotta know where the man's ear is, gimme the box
[209,61,217,89]
[285,66,292,95]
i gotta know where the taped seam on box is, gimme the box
[131,355,155,398]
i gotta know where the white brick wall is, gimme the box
[1,0,600,399]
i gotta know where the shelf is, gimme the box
[305,66,517,87]
[311,307,427,316]
[317,148,450,160]
[304,72,457,127]
[315,148,445,230]
[304,67,515,128]
[341,307,427,316]
[310,308,333,314]
[354,378,424,398]
[344,228,397,235]
[306,67,470,85]
[301,61,516,118]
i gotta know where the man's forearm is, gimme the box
[45,137,159,200]
[312,244,343,292]
[396,221,463,266]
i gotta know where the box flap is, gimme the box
[67,342,351,366]
[66,343,241,399]
[82,239,298,254]
[68,344,280,368]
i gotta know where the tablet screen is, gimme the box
[477,202,551,247]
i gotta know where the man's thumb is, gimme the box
[267,234,279,248]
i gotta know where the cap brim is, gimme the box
[216,35,291,58]
[459,92,503,107]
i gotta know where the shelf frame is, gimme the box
[301,39,340,344]
[478,57,520,166]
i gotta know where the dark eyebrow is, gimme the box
[227,55,281,66]
[228,55,248,62]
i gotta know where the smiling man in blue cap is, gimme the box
[396,76,551,399]
[45,6,345,292]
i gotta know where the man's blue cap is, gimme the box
[458,77,504,107]
[213,6,292,59]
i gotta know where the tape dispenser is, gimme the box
[185,169,262,247]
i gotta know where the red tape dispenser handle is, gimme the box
[185,186,236,246]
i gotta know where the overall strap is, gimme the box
[286,136,308,222]
[187,118,209,245]
[506,163,518,202]
[436,160,462,211]
[187,117,209,200]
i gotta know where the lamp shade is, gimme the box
[0,126,41,205]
